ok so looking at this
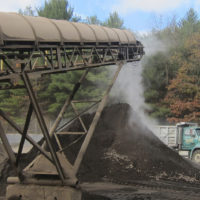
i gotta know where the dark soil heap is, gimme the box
[61,103,200,182]
[1,103,200,196]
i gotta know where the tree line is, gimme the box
[142,8,200,124]
[2,0,199,125]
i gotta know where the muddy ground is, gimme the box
[1,103,200,199]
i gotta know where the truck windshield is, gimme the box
[196,129,200,136]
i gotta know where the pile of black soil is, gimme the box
[1,103,200,196]
[59,103,200,183]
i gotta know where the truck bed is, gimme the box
[154,126,177,147]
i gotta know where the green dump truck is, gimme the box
[156,122,200,163]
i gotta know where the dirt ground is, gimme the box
[1,103,200,199]
[81,181,200,200]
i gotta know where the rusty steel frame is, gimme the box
[0,44,143,89]
[0,62,126,186]
[0,42,143,187]
[21,71,66,182]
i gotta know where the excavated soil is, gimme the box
[59,103,200,183]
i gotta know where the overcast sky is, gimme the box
[0,0,200,33]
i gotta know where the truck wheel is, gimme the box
[192,150,200,163]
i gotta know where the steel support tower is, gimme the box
[0,12,144,200]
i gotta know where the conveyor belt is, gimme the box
[0,12,144,89]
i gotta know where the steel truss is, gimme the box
[0,43,143,90]
[0,42,143,188]
[0,63,127,186]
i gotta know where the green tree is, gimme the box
[177,8,200,47]
[18,6,35,16]
[142,52,176,120]
[164,33,200,123]
[0,89,28,124]
[39,68,110,118]
[103,12,124,29]
[142,52,177,103]
[86,15,101,25]
[141,8,200,122]
[37,0,75,20]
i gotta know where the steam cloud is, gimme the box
[111,33,169,134]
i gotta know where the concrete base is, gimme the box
[6,184,82,200]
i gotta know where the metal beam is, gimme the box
[0,44,143,84]
[21,72,65,182]
[16,103,33,166]
[55,100,100,133]
[74,61,124,174]
[0,121,16,166]
[48,69,89,140]
[0,109,53,163]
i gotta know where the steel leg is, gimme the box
[21,72,65,182]
[74,62,124,174]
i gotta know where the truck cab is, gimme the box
[176,122,200,163]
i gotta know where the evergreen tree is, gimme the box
[37,0,74,20]
[86,15,101,25]
[103,12,124,29]
[142,9,200,122]
[178,8,200,47]
[0,88,28,124]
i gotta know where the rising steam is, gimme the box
[111,33,169,134]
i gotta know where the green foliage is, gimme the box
[103,12,124,29]
[37,0,74,20]
[163,33,200,123]
[38,68,110,118]
[142,52,176,103]
[86,15,101,25]
[0,89,28,124]
[149,104,170,120]
[86,12,124,29]
[142,8,200,123]
[177,8,200,48]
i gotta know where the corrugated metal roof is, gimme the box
[0,12,137,45]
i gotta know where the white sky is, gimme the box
[113,0,190,14]
[0,0,41,12]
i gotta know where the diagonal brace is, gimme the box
[16,103,33,166]
[0,109,53,163]
[74,62,124,174]
[21,72,65,182]
[0,121,16,166]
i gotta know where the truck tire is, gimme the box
[192,150,200,164]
